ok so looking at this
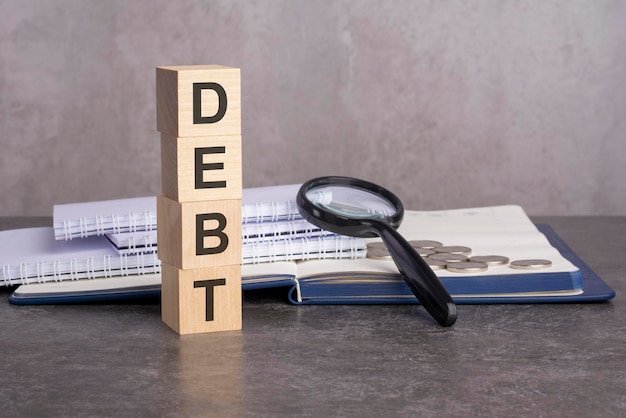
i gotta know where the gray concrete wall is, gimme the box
[1,0,625,216]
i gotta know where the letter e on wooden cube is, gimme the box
[160,134,242,202]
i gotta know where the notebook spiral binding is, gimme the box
[242,236,367,264]
[56,200,303,240]
[242,201,302,224]
[57,211,158,241]
[1,253,162,286]
[241,219,332,243]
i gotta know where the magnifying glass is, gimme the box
[297,176,457,327]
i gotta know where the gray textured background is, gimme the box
[1,0,625,216]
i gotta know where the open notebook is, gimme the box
[8,205,616,305]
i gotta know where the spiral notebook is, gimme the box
[0,227,161,286]
[5,183,367,287]
[53,184,304,240]
[8,205,616,305]
[106,218,334,255]
[0,227,366,286]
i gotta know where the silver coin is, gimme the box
[435,245,472,256]
[428,253,469,263]
[469,255,510,266]
[366,248,392,260]
[510,259,552,270]
[366,241,387,250]
[446,261,489,273]
[426,259,447,270]
[409,240,443,249]
[415,248,436,257]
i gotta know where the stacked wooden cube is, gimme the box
[156,65,242,334]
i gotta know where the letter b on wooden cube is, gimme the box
[156,65,241,137]
[157,195,242,270]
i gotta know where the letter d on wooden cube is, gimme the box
[156,65,241,137]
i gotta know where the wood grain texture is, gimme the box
[161,133,242,202]
[156,65,241,137]
[157,195,242,270]
[161,262,242,335]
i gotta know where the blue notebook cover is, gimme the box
[8,224,616,305]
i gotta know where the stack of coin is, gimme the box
[446,261,489,273]
[434,245,472,256]
[366,239,553,274]
[430,244,474,272]
[428,253,469,263]
[510,259,552,270]
[409,240,443,249]
[469,255,510,266]
[365,242,392,260]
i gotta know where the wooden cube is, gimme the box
[161,262,242,334]
[161,133,242,202]
[157,195,242,270]
[157,65,241,137]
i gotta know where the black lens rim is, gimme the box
[296,176,404,238]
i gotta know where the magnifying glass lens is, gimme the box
[297,176,457,327]
[306,185,396,220]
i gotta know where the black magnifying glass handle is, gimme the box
[365,219,457,327]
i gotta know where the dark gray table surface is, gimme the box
[0,216,623,417]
